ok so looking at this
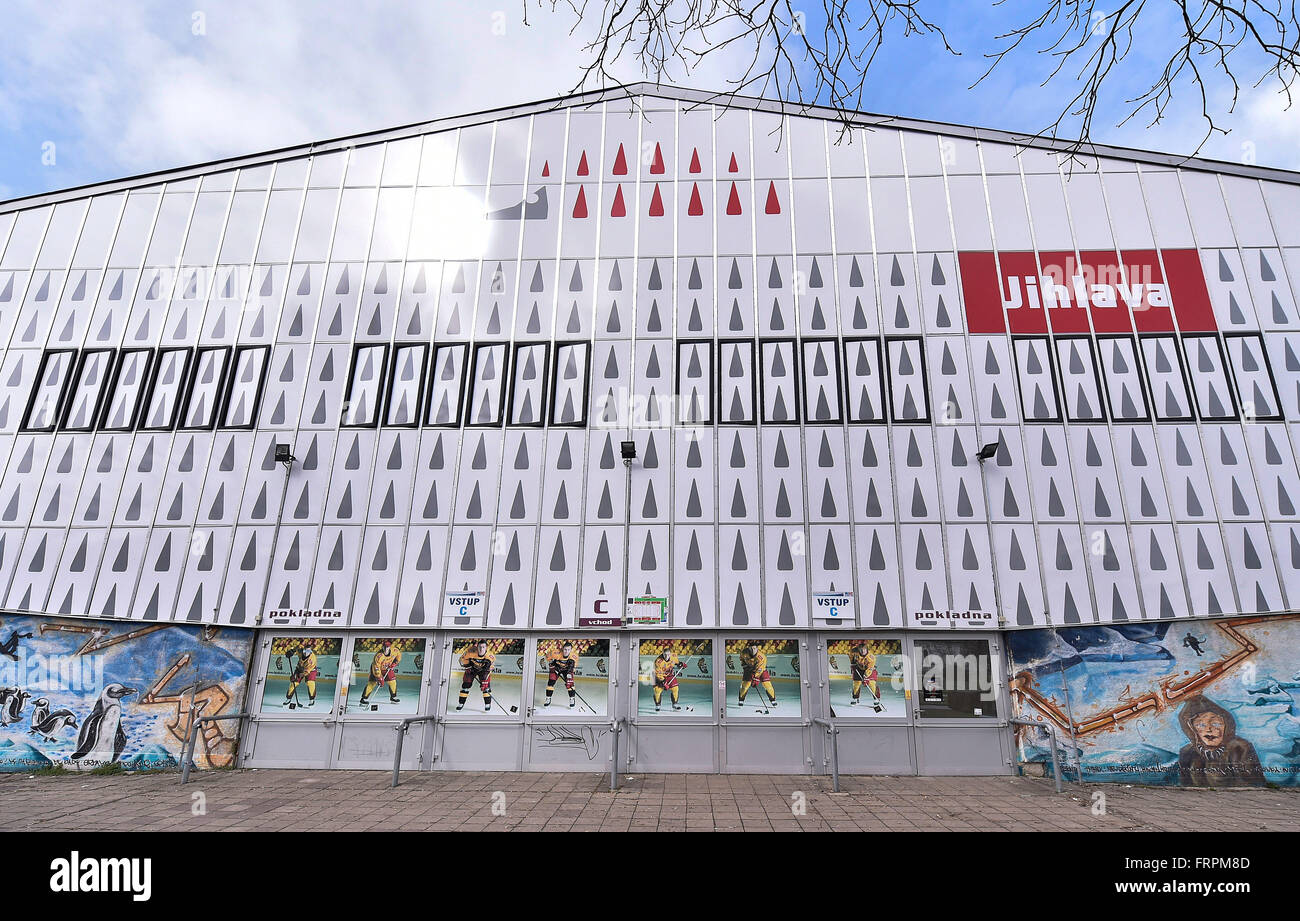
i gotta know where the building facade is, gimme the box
[2,86,1300,781]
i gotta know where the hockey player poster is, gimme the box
[724,639,802,717]
[533,638,610,715]
[261,637,342,712]
[343,637,425,714]
[827,639,905,716]
[638,639,712,715]
[446,637,525,715]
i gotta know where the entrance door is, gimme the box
[437,635,528,771]
[628,636,717,772]
[333,634,435,769]
[819,634,916,774]
[523,636,619,771]
[243,634,347,768]
[720,636,811,773]
[909,635,1011,775]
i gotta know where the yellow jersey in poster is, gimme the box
[370,647,402,679]
[653,654,680,682]
[739,649,767,675]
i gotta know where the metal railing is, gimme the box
[811,718,841,792]
[179,712,250,785]
[1009,717,1063,793]
[391,714,440,788]
[609,717,627,791]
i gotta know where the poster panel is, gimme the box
[343,636,426,714]
[637,638,712,715]
[826,638,905,716]
[533,638,611,715]
[261,637,342,712]
[724,639,802,718]
[446,637,525,715]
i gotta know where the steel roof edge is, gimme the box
[4,80,1298,213]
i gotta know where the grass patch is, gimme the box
[87,762,126,776]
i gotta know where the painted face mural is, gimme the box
[1007,615,1299,786]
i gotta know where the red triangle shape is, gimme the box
[650,142,665,174]
[649,184,665,217]
[764,181,781,214]
[611,185,626,217]
[573,185,588,219]
[689,149,701,174]
[577,152,589,176]
[613,143,628,175]
[728,153,739,173]
[541,160,550,178]
[726,182,742,215]
[687,183,703,216]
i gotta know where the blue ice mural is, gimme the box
[0,614,254,772]
[1008,614,1300,787]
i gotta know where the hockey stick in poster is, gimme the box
[284,650,304,709]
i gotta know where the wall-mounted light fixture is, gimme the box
[274,443,297,470]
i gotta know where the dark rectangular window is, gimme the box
[221,344,271,428]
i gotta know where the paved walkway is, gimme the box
[3,770,1299,831]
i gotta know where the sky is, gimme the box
[1,0,1297,203]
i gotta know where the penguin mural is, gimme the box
[0,687,30,726]
[71,684,137,765]
[28,698,79,743]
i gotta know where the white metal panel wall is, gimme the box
[0,95,1296,633]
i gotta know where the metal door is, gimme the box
[626,635,718,773]
[720,635,812,773]
[908,633,1012,774]
[523,635,619,771]
[815,633,916,775]
[332,634,437,770]
[241,633,347,768]
[435,634,528,771]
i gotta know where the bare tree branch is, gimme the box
[528,0,1299,160]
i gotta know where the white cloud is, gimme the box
[0,1,764,185]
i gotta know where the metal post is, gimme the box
[812,719,840,792]
[1059,661,1080,784]
[1009,717,1062,794]
[390,715,439,788]
[392,724,408,789]
[1047,727,1063,793]
[609,718,624,791]
[180,713,248,785]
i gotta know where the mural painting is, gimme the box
[0,614,254,772]
[1008,614,1300,786]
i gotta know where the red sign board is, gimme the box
[958,248,1216,334]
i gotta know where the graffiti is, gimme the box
[533,725,608,761]
[0,613,254,773]
[1008,613,1300,786]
